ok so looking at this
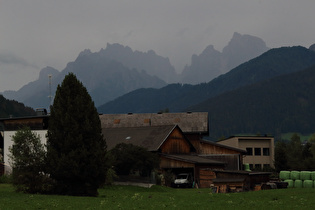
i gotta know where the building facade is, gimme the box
[217,136,275,170]
[0,116,49,174]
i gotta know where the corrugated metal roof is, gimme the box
[100,112,208,134]
[161,154,225,165]
[212,178,245,183]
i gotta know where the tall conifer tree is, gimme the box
[46,73,107,196]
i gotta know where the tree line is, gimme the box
[274,133,315,172]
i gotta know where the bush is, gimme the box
[0,174,12,184]
[110,143,160,177]
[8,127,49,193]
[104,167,118,186]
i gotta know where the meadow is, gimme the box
[1,184,315,210]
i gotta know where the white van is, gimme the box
[173,173,193,188]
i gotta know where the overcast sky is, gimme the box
[1,0,314,92]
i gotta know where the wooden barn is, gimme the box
[100,112,248,188]
[102,124,228,187]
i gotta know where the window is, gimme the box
[263,148,270,156]
[246,147,253,156]
[254,148,261,156]
[249,164,253,170]
[255,164,261,169]
[263,164,270,169]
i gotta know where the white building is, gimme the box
[0,115,49,174]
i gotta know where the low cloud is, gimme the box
[0,53,38,69]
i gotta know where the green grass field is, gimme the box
[1,184,315,209]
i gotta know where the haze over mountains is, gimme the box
[98,46,315,114]
[1,32,269,109]
[181,32,269,84]
[98,46,315,138]
[1,32,315,139]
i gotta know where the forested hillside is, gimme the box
[0,95,35,118]
[187,64,315,139]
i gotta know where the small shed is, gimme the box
[212,170,272,192]
[212,178,246,193]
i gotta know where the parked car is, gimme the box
[173,173,193,188]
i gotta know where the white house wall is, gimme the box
[3,130,48,174]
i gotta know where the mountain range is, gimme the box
[2,51,167,108]
[97,46,315,139]
[180,32,269,84]
[98,46,315,114]
[1,32,315,139]
[1,32,269,109]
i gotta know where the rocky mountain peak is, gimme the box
[103,43,133,55]
[78,49,92,57]
[99,43,177,83]
[180,33,269,84]
[221,32,269,73]
[38,66,59,80]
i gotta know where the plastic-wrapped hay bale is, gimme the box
[300,171,311,180]
[279,171,290,180]
[244,163,251,171]
[290,171,300,180]
[294,180,303,188]
[284,179,294,188]
[311,171,315,180]
[303,180,313,188]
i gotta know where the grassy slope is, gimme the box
[280,133,312,142]
[1,184,315,209]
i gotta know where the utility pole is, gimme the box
[48,74,52,111]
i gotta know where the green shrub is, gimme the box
[9,127,48,194]
[0,174,12,184]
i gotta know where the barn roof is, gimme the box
[102,125,179,151]
[99,112,208,134]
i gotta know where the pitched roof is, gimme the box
[200,139,247,153]
[102,125,177,151]
[99,112,208,134]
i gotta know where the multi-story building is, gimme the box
[217,136,274,170]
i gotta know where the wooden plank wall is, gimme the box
[198,169,216,188]
[4,118,47,130]
[160,128,192,154]
[159,156,194,169]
